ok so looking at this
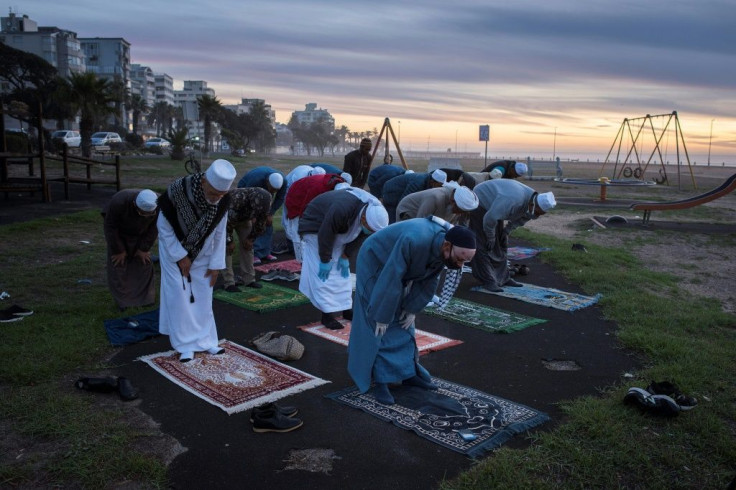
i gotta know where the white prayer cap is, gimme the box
[431,169,447,184]
[453,186,479,212]
[536,192,556,212]
[268,172,284,189]
[334,182,351,190]
[443,180,460,189]
[489,168,503,179]
[405,169,415,174]
[514,162,528,176]
[135,189,158,212]
[364,204,389,232]
[340,172,353,185]
[205,159,236,191]
[308,167,326,176]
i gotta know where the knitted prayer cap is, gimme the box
[365,204,389,232]
[205,159,236,191]
[135,189,158,212]
[536,192,556,212]
[453,186,479,211]
[514,162,528,175]
[268,172,284,189]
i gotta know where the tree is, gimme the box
[107,75,129,131]
[197,94,223,155]
[129,94,149,136]
[61,72,116,157]
[147,101,178,136]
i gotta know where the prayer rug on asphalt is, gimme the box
[104,308,160,346]
[423,298,546,333]
[214,283,309,312]
[139,339,329,414]
[254,259,302,273]
[296,319,463,355]
[507,246,551,261]
[471,283,601,311]
[326,377,549,458]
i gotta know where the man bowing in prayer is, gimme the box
[348,219,476,405]
[102,189,159,311]
[157,159,236,362]
[298,187,389,330]
[469,179,556,292]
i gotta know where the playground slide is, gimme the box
[630,173,736,223]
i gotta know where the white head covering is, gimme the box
[443,179,460,189]
[364,204,389,232]
[536,192,556,212]
[308,167,326,176]
[489,168,503,179]
[405,169,415,174]
[135,189,158,212]
[268,172,284,189]
[205,159,236,191]
[514,162,528,176]
[431,169,447,184]
[340,172,353,185]
[334,182,351,190]
[453,186,479,211]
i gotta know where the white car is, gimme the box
[90,132,123,145]
[144,137,171,149]
[51,130,81,148]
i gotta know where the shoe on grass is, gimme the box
[624,387,680,417]
[647,380,698,410]
[0,311,24,323]
[3,304,33,316]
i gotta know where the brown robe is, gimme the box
[102,189,159,309]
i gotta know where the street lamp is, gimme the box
[398,120,401,145]
[707,119,714,166]
[553,127,557,160]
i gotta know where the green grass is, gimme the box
[2,153,735,488]
[441,230,736,490]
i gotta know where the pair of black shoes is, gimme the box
[321,312,347,330]
[624,380,698,417]
[75,376,139,401]
[250,402,302,433]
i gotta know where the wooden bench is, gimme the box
[0,152,50,201]
[630,173,736,224]
[526,157,563,181]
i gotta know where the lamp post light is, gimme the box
[707,119,714,166]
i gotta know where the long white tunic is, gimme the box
[157,212,227,354]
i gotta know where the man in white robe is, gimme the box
[157,159,236,362]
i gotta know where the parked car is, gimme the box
[90,132,123,145]
[144,137,171,149]
[51,130,81,148]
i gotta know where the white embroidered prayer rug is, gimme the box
[326,377,549,458]
[296,319,463,355]
[139,340,329,414]
[214,283,310,312]
[424,298,546,333]
[471,283,601,311]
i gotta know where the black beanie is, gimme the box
[445,226,476,249]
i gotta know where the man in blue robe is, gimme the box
[237,166,285,263]
[347,218,476,405]
[381,169,447,223]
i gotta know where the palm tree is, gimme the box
[197,94,222,155]
[129,94,149,136]
[61,72,115,157]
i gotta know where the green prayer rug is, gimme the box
[214,283,310,312]
[424,297,546,333]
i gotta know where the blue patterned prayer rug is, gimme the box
[471,283,601,311]
[104,309,160,346]
[326,377,549,458]
[507,246,551,261]
[424,298,546,333]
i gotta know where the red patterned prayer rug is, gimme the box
[139,340,329,414]
[296,319,463,355]
[254,258,302,273]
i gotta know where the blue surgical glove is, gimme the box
[338,257,350,278]
[318,261,331,282]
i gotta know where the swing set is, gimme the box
[370,117,409,170]
[600,111,697,189]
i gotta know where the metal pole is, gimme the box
[707,119,714,166]
[484,140,488,167]
[553,127,557,160]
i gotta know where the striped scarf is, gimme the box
[166,173,219,260]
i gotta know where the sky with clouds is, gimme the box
[6,0,736,161]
